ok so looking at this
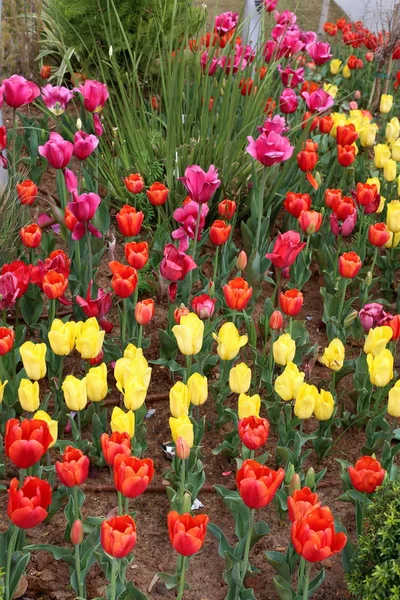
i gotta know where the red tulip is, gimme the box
[1,260,31,297]
[389,315,400,340]
[223,277,252,310]
[325,188,342,209]
[101,515,137,558]
[42,270,68,299]
[236,459,285,509]
[124,241,149,270]
[192,294,216,319]
[336,124,358,146]
[269,310,283,330]
[298,210,322,234]
[338,252,362,278]
[168,511,209,556]
[109,261,138,298]
[291,506,347,562]
[218,199,236,220]
[337,144,356,167]
[16,180,38,205]
[266,231,306,269]
[174,306,190,324]
[287,487,320,522]
[40,65,51,79]
[0,327,15,355]
[284,192,311,218]
[71,520,84,545]
[297,140,318,172]
[238,416,270,450]
[5,418,52,469]
[368,223,390,247]
[319,115,333,134]
[55,446,90,487]
[348,456,386,494]
[65,207,78,232]
[75,281,113,333]
[114,454,154,498]
[324,22,337,36]
[239,77,254,96]
[116,205,144,237]
[100,432,131,466]
[210,220,232,245]
[20,224,42,248]
[7,476,52,528]
[124,173,144,194]
[147,182,169,206]
[333,196,355,221]
[135,299,155,325]
[356,182,378,207]
[280,289,303,316]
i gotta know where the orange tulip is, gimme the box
[223,277,252,310]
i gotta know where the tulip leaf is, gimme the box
[273,575,296,600]
[123,581,149,599]
[265,551,291,580]
[157,571,180,590]
[25,543,74,564]
[8,551,31,600]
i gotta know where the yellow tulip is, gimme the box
[380,94,393,114]
[385,231,400,248]
[238,393,260,419]
[343,64,351,78]
[377,194,386,214]
[314,390,335,421]
[367,350,394,387]
[374,144,391,169]
[169,414,194,448]
[386,200,400,233]
[330,59,342,75]
[187,373,208,406]
[111,406,135,438]
[359,124,378,147]
[384,158,397,182]
[274,362,305,401]
[398,175,400,195]
[391,139,400,162]
[172,313,204,356]
[62,375,87,411]
[169,381,190,417]
[114,353,151,390]
[273,333,295,366]
[320,338,345,371]
[212,322,248,361]
[229,363,251,394]
[20,341,47,380]
[48,319,76,356]
[386,118,400,142]
[388,381,400,417]
[86,363,108,402]
[0,380,7,403]
[294,383,319,419]
[75,317,105,359]
[366,177,381,193]
[123,344,142,361]
[117,374,147,411]
[18,379,40,413]
[34,410,58,447]
[323,83,338,99]
[364,326,393,356]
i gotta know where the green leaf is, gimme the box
[273,575,296,600]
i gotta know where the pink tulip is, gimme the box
[301,31,318,46]
[73,131,99,160]
[0,75,40,108]
[67,192,101,241]
[265,0,279,11]
[200,52,219,76]
[39,132,73,169]
[278,31,305,58]
[279,88,298,114]
[160,243,196,301]
[329,212,357,237]
[93,114,103,136]
[41,85,74,115]
[75,79,108,113]
[179,165,221,204]
[274,10,296,25]
[192,294,216,319]
[301,89,334,113]
[278,66,304,88]
[172,200,209,252]
[272,22,299,42]
[214,11,238,34]
[266,231,306,269]
[263,40,279,62]
[246,131,294,167]
[76,281,113,332]
[359,303,392,332]
[307,41,332,65]
[64,169,78,194]
[0,272,19,310]
[257,115,288,135]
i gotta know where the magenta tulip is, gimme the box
[279,89,298,114]
[246,131,294,167]
[39,133,73,169]
[301,89,334,113]
[266,231,306,269]
[257,115,288,135]
[0,272,19,310]
[41,85,74,115]
[278,66,304,88]
[75,80,108,113]
[307,41,332,65]
[67,193,101,240]
[0,75,40,109]
[172,200,209,251]
[73,131,99,160]
[160,243,196,301]
[214,11,238,33]
[179,165,221,204]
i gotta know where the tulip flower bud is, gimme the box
[174,305,190,324]
[269,310,283,330]
[305,467,315,489]
[236,250,247,272]
[289,473,301,496]
[344,309,358,327]
[76,118,82,131]
[354,90,361,100]
[71,519,84,545]
[207,280,215,297]
[285,463,295,485]
[176,436,190,460]
[182,492,192,514]
[365,271,373,287]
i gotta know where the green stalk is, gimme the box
[74,543,85,599]
[177,556,188,600]
[121,298,127,349]
[241,509,254,585]
[117,491,123,516]
[185,355,192,384]
[137,324,143,349]
[5,525,19,600]
[110,558,117,600]
[255,168,268,250]
[72,485,80,521]
[271,269,282,308]
[48,298,56,329]
[86,229,93,289]
[211,245,220,290]
[303,562,312,600]
[337,278,348,322]
[179,458,186,507]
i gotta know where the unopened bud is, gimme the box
[365,271,373,287]
[354,90,361,100]
[289,473,301,496]
[305,467,315,489]
[344,309,358,327]
[182,492,192,514]
[236,250,247,272]
[176,436,190,460]
[285,463,295,484]
[349,101,358,110]
[174,305,190,324]
[109,45,113,58]
[71,519,84,545]
[269,310,283,331]
[207,280,215,297]
[76,118,82,131]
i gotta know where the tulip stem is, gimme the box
[72,485,81,521]
[303,561,312,600]
[241,508,254,586]
[289,317,293,337]
[255,168,267,250]
[5,525,19,600]
[110,558,117,600]
[212,245,220,289]
[185,355,192,383]
[76,410,81,441]
[179,458,186,508]
[271,269,281,308]
[117,491,123,516]
[74,543,85,599]
[177,556,188,600]
[124,496,130,514]
[337,278,348,323]
[74,241,82,281]
[121,299,127,349]
[49,299,56,328]
[86,229,93,289]
[137,325,143,349]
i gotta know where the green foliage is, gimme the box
[346,476,400,599]
[0,185,24,267]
